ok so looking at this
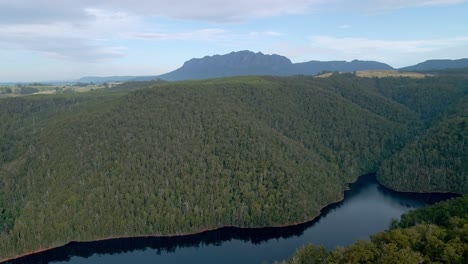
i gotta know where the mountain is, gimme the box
[293,60,393,75]
[157,51,294,81]
[400,58,468,71]
[76,52,468,83]
[156,50,394,81]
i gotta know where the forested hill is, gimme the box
[378,95,468,193]
[0,73,467,260]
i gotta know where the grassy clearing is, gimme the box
[0,82,123,97]
[314,72,334,78]
[356,70,430,78]
[315,70,430,79]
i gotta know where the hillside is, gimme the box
[0,74,467,260]
[400,58,468,71]
[280,196,468,264]
[378,95,468,193]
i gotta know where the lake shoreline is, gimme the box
[2,173,458,263]
[1,174,363,263]
[375,176,462,196]
[2,202,335,263]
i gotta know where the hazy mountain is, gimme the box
[399,59,468,71]
[292,60,393,75]
[157,51,294,81]
[157,51,394,81]
[75,52,468,83]
[77,52,394,83]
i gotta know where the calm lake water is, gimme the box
[8,174,456,264]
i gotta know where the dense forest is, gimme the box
[280,195,468,264]
[0,72,467,260]
[378,96,468,193]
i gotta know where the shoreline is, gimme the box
[374,175,462,196]
[3,173,457,263]
[1,188,350,263]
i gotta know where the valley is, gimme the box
[1,72,467,261]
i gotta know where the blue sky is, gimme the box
[1,0,467,82]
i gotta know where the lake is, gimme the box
[8,174,456,264]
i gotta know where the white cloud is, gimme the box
[339,24,351,29]
[249,31,283,37]
[0,7,143,61]
[354,0,468,13]
[0,0,326,24]
[1,0,465,25]
[134,29,228,41]
[309,35,468,54]
[0,0,466,64]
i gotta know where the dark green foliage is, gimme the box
[378,96,468,194]
[18,87,39,95]
[0,87,12,94]
[393,196,468,228]
[0,74,466,259]
[282,196,468,264]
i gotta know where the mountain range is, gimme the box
[399,58,468,71]
[77,51,468,83]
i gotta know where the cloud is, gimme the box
[0,0,325,24]
[308,35,468,54]
[134,29,228,41]
[339,24,351,29]
[0,7,142,62]
[0,0,466,63]
[1,0,465,25]
[0,33,126,62]
[1,0,309,62]
[354,0,468,13]
[249,31,283,37]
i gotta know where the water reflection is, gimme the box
[7,174,457,264]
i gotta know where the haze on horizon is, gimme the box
[1,0,468,82]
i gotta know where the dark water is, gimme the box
[8,174,457,264]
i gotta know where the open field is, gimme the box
[315,70,431,79]
[0,82,122,97]
[356,70,431,78]
[314,72,334,78]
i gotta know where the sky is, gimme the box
[1,0,467,82]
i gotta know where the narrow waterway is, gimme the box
[9,174,456,264]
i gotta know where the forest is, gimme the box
[0,72,467,260]
[280,195,468,264]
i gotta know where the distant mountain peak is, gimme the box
[182,50,292,66]
[75,52,468,83]
[157,50,395,81]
